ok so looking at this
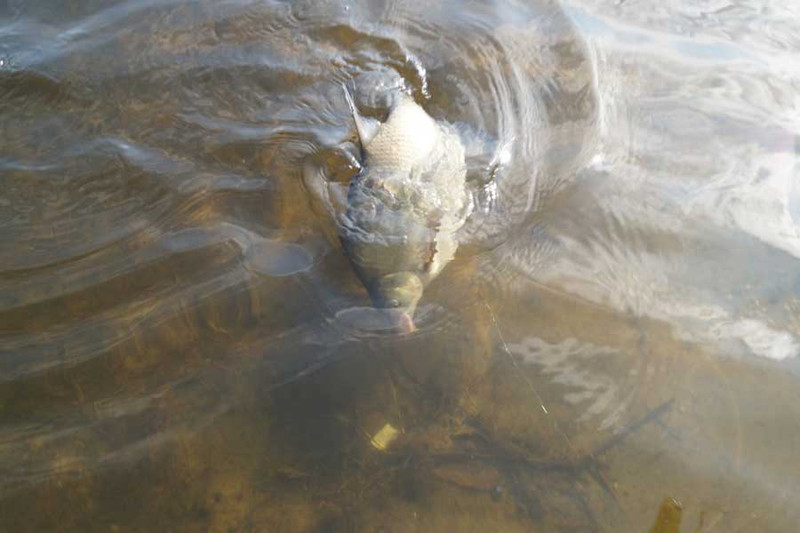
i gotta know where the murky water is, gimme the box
[1,0,799,530]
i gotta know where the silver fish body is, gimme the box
[340,87,471,330]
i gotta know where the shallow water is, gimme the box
[1,0,799,530]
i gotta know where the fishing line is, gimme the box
[479,290,576,452]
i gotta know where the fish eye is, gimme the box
[387,299,401,308]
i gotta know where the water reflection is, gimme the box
[1,0,799,530]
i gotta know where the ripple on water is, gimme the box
[3,0,800,530]
[0,3,597,504]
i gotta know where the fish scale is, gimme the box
[364,98,441,172]
[341,85,470,331]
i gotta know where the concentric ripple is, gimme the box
[0,0,596,504]
[4,0,799,530]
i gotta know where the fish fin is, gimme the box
[422,238,437,274]
[245,239,314,277]
[422,220,442,274]
[342,83,380,147]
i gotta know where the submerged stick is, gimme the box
[591,398,675,459]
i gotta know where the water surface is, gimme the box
[1,0,799,530]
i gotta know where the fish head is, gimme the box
[369,271,424,333]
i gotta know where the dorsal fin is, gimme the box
[342,83,380,148]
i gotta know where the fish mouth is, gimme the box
[395,311,416,334]
[381,309,416,334]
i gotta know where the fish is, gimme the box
[338,84,471,332]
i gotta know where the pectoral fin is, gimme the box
[342,83,380,148]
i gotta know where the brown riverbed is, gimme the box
[1,0,799,530]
